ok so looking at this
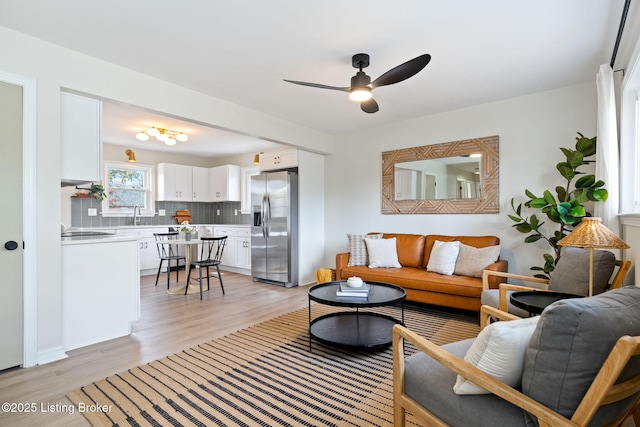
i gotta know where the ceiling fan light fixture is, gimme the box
[135,131,149,141]
[349,86,372,102]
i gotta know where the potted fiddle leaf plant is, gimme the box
[508,132,608,279]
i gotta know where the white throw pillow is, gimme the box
[426,240,460,275]
[453,316,540,395]
[454,243,501,277]
[347,233,382,266]
[364,237,401,268]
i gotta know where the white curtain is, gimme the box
[595,63,620,234]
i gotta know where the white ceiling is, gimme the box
[0,0,627,157]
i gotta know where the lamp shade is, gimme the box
[557,217,629,249]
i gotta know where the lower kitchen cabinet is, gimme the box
[214,226,251,271]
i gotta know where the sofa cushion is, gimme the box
[382,233,426,268]
[405,339,527,426]
[425,235,501,267]
[548,247,615,296]
[346,233,382,266]
[454,316,539,395]
[426,240,460,275]
[340,265,484,298]
[454,243,501,278]
[522,286,640,426]
[364,237,401,268]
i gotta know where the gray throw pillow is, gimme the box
[521,286,640,426]
[548,247,615,296]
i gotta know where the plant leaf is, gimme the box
[525,234,542,243]
[575,175,595,188]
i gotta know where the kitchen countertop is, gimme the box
[61,234,140,245]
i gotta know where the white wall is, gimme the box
[298,150,325,285]
[325,83,597,276]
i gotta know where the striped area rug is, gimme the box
[67,304,479,426]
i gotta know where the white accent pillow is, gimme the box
[364,237,401,268]
[347,233,382,266]
[426,240,460,275]
[453,316,540,395]
[454,243,501,278]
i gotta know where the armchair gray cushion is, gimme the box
[480,289,530,318]
[522,286,640,426]
[404,339,527,426]
[548,247,615,296]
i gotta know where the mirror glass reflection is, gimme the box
[394,156,481,200]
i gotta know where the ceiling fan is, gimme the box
[283,53,431,114]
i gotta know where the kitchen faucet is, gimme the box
[133,205,141,226]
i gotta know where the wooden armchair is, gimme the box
[481,251,631,316]
[393,287,640,426]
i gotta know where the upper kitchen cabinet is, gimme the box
[192,166,210,202]
[157,163,193,201]
[60,92,102,185]
[259,147,298,171]
[210,165,240,201]
[240,165,260,213]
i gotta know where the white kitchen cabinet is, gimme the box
[259,148,298,171]
[60,92,102,185]
[192,166,210,202]
[214,226,251,271]
[240,165,260,214]
[235,228,251,269]
[210,165,241,201]
[117,227,169,274]
[157,163,193,201]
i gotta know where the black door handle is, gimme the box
[4,241,19,251]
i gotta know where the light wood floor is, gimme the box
[0,271,309,426]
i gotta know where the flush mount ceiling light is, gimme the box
[136,126,189,145]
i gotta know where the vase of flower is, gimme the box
[180,220,196,241]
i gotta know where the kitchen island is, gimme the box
[61,234,140,351]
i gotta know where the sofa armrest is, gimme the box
[335,252,350,280]
[482,260,509,290]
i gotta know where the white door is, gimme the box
[0,81,24,370]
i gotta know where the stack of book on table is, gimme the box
[336,282,370,298]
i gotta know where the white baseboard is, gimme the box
[37,346,68,365]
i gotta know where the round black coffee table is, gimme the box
[308,281,406,351]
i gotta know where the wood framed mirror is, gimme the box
[382,135,499,214]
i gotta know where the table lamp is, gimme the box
[557,217,630,296]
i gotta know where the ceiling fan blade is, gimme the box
[283,79,350,92]
[361,98,379,114]
[370,54,431,88]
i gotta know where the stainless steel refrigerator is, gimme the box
[251,169,298,287]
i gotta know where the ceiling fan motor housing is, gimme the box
[351,71,371,87]
[352,53,370,69]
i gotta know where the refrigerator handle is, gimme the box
[265,193,272,237]
[261,194,267,238]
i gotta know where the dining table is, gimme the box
[156,238,213,295]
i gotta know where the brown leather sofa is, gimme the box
[335,233,508,312]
